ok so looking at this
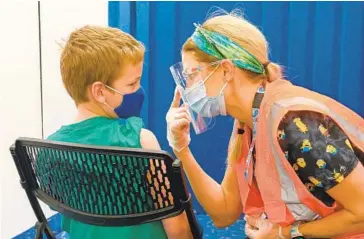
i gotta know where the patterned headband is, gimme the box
[191,23,267,74]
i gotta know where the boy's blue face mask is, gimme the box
[106,86,145,119]
[114,87,145,119]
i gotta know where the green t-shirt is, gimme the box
[47,116,167,239]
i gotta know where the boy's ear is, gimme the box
[90,81,106,104]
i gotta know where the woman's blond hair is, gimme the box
[182,9,283,164]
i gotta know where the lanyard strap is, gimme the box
[244,84,265,181]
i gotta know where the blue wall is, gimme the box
[109,1,364,213]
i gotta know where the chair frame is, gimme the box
[10,137,202,239]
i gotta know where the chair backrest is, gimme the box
[10,137,201,237]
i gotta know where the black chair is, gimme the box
[10,137,202,239]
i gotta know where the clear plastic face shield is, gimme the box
[170,61,224,134]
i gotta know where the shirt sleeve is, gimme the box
[277,110,359,191]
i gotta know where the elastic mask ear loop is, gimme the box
[103,85,124,111]
[219,82,228,94]
[102,99,114,111]
[105,85,124,96]
[217,68,229,95]
[202,63,221,84]
[185,62,221,94]
[217,81,229,116]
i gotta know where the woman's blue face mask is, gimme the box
[184,62,228,117]
[170,60,230,134]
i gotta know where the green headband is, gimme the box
[191,23,267,74]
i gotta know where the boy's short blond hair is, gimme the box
[60,25,145,104]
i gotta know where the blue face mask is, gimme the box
[114,87,145,119]
[184,63,227,117]
[105,85,145,119]
[185,81,227,117]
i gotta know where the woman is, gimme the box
[166,10,364,239]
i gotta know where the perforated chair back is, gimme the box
[10,137,202,238]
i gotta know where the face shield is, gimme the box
[169,61,225,135]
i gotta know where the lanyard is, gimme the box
[244,84,265,181]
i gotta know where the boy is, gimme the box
[48,25,192,239]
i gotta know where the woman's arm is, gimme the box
[283,163,364,238]
[166,88,243,228]
[174,147,243,228]
[277,111,364,238]
[140,129,192,239]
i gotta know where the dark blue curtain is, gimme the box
[109,1,364,213]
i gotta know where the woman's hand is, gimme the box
[166,88,191,152]
[245,215,281,239]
